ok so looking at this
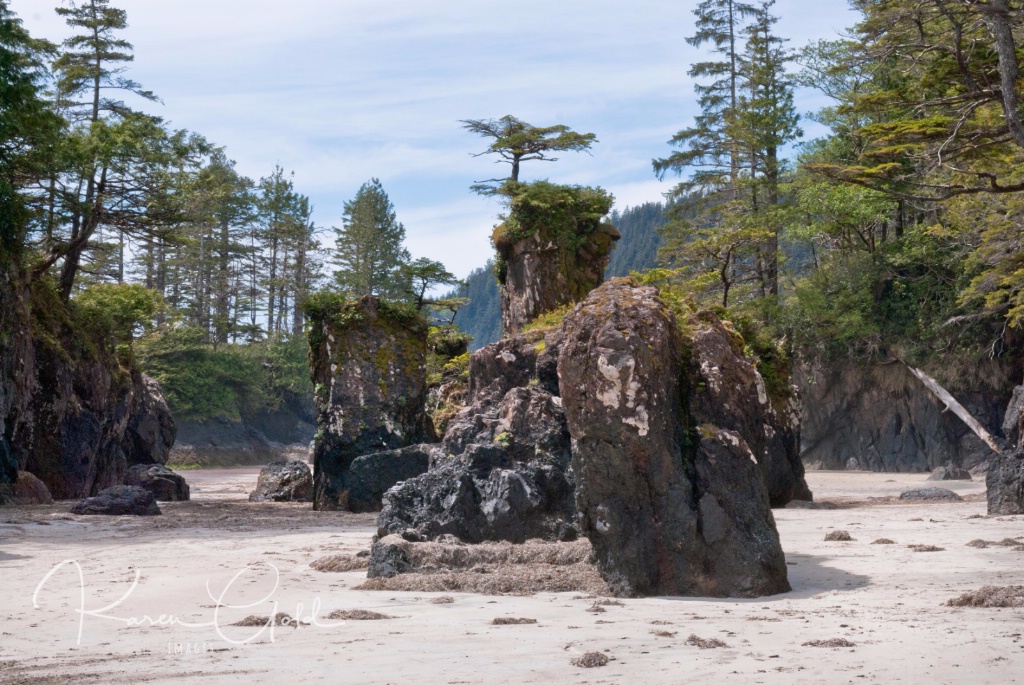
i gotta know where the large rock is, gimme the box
[800,360,1016,473]
[170,417,280,467]
[988,385,1024,515]
[494,203,619,335]
[928,464,973,481]
[377,330,577,543]
[346,444,434,513]
[70,485,161,516]
[899,487,963,502]
[307,296,434,510]
[558,279,790,598]
[248,460,313,503]
[124,463,189,501]
[168,393,315,468]
[987,451,1024,514]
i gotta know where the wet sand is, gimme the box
[0,469,1021,684]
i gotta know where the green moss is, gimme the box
[522,303,575,334]
[491,181,614,287]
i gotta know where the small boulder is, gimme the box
[899,487,963,502]
[249,460,313,502]
[14,471,53,505]
[345,444,434,513]
[366,534,413,578]
[928,464,972,481]
[124,464,189,501]
[70,485,161,516]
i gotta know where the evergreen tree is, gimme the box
[461,115,597,194]
[653,0,755,200]
[332,178,410,299]
[737,0,801,297]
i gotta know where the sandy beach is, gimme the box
[1,469,1021,684]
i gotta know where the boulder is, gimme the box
[13,471,53,505]
[124,463,189,502]
[987,451,1024,515]
[366,534,413,578]
[899,487,963,502]
[70,485,161,516]
[307,296,434,510]
[377,330,577,543]
[121,375,176,466]
[248,460,313,503]
[346,444,434,513]
[557,279,790,598]
[927,464,973,481]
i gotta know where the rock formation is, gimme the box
[307,295,434,510]
[800,360,1016,472]
[558,279,791,598]
[124,463,189,501]
[928,464,972,481]
[493,183,620,334]
[687,312,811,506]
[70,485,161,516]
[988,384,1024,514]
[122,375,177,466]
[248,460,314,502]
[13,471,53,505]
[376,331,577,543]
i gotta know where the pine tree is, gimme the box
[653,0,755,199]
[737,0,801,298]
[48,0,158,297]
[332,179,410,299]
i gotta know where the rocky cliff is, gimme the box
[0,268,176,502]
[799,360,1017,472]
[168,393,315,467]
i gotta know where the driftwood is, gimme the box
[903,364,1003,456]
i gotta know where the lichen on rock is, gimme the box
[305,294,434,510]
[558,278,792,598]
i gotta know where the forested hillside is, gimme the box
[606,202,667,277]
[451,263,501,351]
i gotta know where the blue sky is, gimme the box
[11,0,859,279]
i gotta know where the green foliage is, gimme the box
[400,257,463,312]
[521,303,575,335]
[461,115,597,193]
[492,180,614,285]
[136,327,311,421]
[333,178,411,299]
[74,283,160,344]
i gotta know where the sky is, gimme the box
[10,0,859,279]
